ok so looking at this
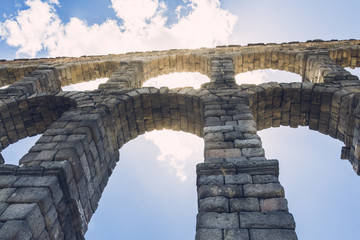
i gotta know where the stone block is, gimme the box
[197,212,239,229]
[224,131,244,141]
[225,174,252,184]
[204,132,224,142]
[199,196,229,213]
[204,125,234,133]
[198,175,224,185]
[241,148,265,157]
[240,212,295,229]
[7,187,53,214]
[195,228,223,240]
[234,139,261,148]
[198,185,243,199]
[0,220,33,240]
[252,175,279,184]
[260,198,288,212]
[224,229,249,240]
[205,141,234,149]
[243,183,284,198]
[230,198,260,212]
[205,149,241,159]
[249,229,298,240]
[0,203,46,239]
[0,188,16,201]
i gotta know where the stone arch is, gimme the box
[142,54,211,86]
[104,87,206,149]
[55,60,124,88]
[0,93,75,157]
[233,50,304,79]
[246,82,360,174]
[329,47,360,69]
[11,87,209,238]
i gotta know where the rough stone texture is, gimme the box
[240,212,296,229]
[224,229,250,240]
[249,229,298,240]
[1,39,360,239]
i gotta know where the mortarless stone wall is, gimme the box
[0,39,360,239]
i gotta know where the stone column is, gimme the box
[210,58,236,86]
[98,61,144,89]
[196,95,297,240]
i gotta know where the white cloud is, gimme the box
[0,0,237,58]
[0,0,62,57]
[111,0,163,31]
[145,130,203,181]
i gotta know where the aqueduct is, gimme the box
[0,39,360,239]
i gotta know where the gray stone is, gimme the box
[0,188,16,202]
[241,148,265,157]
[249,229,298,240]
[197,212,239,229]
[204,125,234,133]
[224,131,244,141]
[0,220,33,240]
[234,139,262,148]
[230,198,260,212]
[225,174,252,184]
[260,198,288,212]
[198,175,224,185]
[224,229,249,240]
[0,203,46,239]
[243,183,284,198]
[199,196,229,213]
[252,175,279,184]
[204,132,224,142]
[195,228,223,240]
[198,185,243,199]
[240,212,295,229]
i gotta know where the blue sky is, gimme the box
[1,0,360,239]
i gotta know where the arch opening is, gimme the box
[259,126,360,239]
[1,135,40,165]
[143,72,210,89]
[85,129,204,240]
[0,95,73,159]
[62,78,109,91]
[346,67,360,78]
[235,69,301,85]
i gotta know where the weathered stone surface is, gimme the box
[249,229,298,240]
[0,203,46,239]
[197,212,239,229]
[198,175,224,185]
[230,198,260,212]
[198,185,243,199]
[199,196,229,213]
[243,183,284,198]
[224,229,249,240]
[0,220,33,240]
[225,174,252,184]
[260,198,288,212]
[195,228,223,240]
[205,149,241,159]
[240,212,295,229]
[234,139,262,148]
[252,175,279,184]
